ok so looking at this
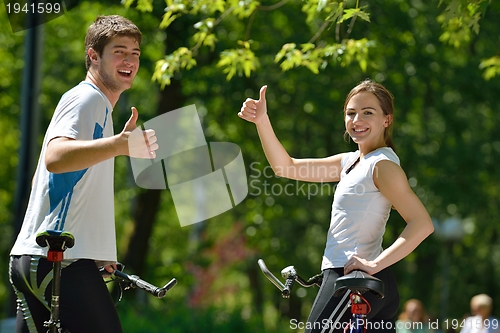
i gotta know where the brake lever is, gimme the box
[98,262,124,277]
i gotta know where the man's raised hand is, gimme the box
[122,107,159,159]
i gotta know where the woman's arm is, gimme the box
[344,160,434,275]
[239,86,343,182]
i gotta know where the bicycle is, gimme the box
[35,230,177,333]
[257,259,385,333]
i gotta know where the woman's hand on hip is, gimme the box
[344,255,378,275]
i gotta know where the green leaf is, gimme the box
[203,34,217,51]
[228,0,260,19]
[137,0,153,12]
[160,11,179,29]
[217,44,259,80]
[317,0,328,12]
[122,0,135,9]
[339,8,360,23]
[339,7,371,23]
[274,43,296,63]
[122,0,153,11]
[479,56,500,80]
[356,9,371,22]
[301,43,316,52]
[152,47,196,87]
[305,61,319,74]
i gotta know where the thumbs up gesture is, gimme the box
[238,85,268,125]
[122,107,158,159]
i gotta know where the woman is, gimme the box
[397,299,435,333]
[238,79,434,333]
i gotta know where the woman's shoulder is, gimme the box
[340,150,360,168]
[367,147,400,166]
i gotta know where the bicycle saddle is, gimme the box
[36,230,75,251]
[333,270,385,299]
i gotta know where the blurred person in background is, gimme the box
[396,299,435,333]
[461,294,500,333]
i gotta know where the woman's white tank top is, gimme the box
[321,147,400,270]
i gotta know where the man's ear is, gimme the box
[87,48,99,67]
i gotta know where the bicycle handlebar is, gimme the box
[258,259,286,291]
[258,259,322,298]
[100,264,177,299]
[112,270,177,298]
[283,278,294,298]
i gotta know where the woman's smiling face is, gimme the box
[344,91,391,149]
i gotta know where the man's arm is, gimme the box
[45,107,157,173]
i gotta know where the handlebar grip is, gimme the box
[114,270,165,298]
[282,278,295,298]
[161,278,178,294]
[131,275,164,297]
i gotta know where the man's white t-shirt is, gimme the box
[11,82,117,262]
[321,147,400,270]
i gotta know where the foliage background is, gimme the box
[1,0,500,332]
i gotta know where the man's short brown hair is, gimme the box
[85,15,142,70]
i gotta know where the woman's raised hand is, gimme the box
[238,85,268,125]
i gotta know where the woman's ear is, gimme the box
[384,114,393,127]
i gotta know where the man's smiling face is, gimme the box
[96,35,141,93]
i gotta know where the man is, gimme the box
[461,294,500,333]
[9,15,157,333]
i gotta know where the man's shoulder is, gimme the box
[60,82,108,109]
[63,82,101,99]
